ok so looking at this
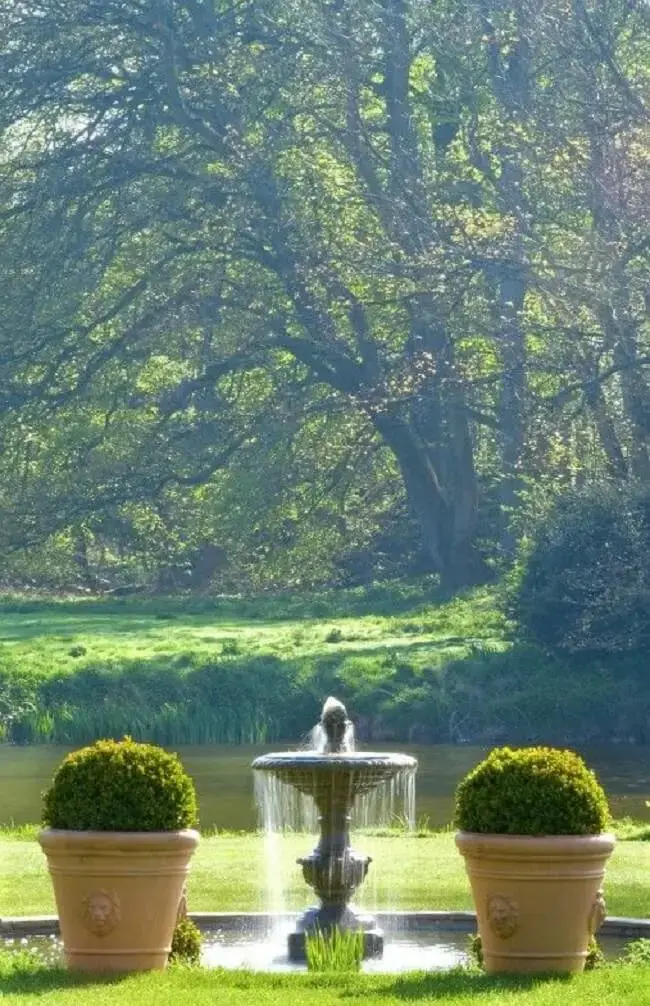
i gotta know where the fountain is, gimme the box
[252,697,418,960]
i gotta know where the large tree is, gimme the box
[0,0,648,590]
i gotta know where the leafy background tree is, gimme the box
[0,0,648,594]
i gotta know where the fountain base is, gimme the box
[288,904,383,960]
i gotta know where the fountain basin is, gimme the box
[252,752,417,802]
[1,912,642,972]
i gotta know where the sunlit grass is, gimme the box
[3,951,650,1006]
[1,830,649,920]
[0,585,508,745]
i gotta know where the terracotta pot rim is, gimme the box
[455,830,615,855]
[38,828,200,851]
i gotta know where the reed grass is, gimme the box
[0,584,507,746]
[305,928,364,972]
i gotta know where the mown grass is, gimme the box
[2,830,649,920]
[3,953,650,1006]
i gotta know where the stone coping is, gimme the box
[2,911,649,940]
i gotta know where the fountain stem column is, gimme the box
[290,792,379,959]
[315,800,350,857]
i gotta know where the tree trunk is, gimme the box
[372,409,491,591]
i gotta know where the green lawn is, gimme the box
[0,584,503,675]
[0,585,510,745]
[2,831,649,920]
[3,957,650,1006]
[1,585,648,748]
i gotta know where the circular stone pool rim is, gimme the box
[2,911,649,940]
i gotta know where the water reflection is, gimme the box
[1,744,650,830]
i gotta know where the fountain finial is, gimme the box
[320,696,351,753]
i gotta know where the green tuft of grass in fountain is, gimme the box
[305,928,364,972]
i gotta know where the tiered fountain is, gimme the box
[252,697,417,960]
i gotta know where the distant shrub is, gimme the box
[455,746,610,836]
[512,483,650,654]
[42,737,198,831]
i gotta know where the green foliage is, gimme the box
[620,939,650,966]
[305,928,364,972]
[584,937,604,971]
[468,933,484,968]
[169,918,202,966]
[512,484,650,655]
[42,738,198,831]
[454,746,610,836]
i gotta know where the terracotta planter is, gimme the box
[38,829,200,972]
[455,831,615,974]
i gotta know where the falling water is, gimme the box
[254,762,416,837]
[356,766,417,832]
[254,770,317,836]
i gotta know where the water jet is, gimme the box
[252,697,418,960]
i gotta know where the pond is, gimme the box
[2,744,650,830]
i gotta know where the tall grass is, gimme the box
[305,928,364,972]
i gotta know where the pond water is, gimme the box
[2,744,650,829]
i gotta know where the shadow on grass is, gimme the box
[369,969,571,1000]
[0,963,132,996]
[0,576,445,623]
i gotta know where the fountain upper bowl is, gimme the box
[252,752,417,800]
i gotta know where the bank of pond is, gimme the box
[1,588,650,749]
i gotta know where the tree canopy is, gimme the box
[0,0,648,591]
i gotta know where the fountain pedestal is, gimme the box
[289,803,382,959]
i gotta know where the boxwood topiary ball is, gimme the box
[454,746,610,836]
[42,737,198,832]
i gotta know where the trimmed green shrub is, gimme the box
[170,918,202,965]
[454,746,610,835]
[42,737,198,831]
[512,483,650,655]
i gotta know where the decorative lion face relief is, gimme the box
[487,894,519,939]
[82,889,121,937]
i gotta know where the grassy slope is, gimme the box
[0,584,509,744]
[0,583,504,672]
[2,831,649,919]
[1,583,646,746]
[3,957,650,1006]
